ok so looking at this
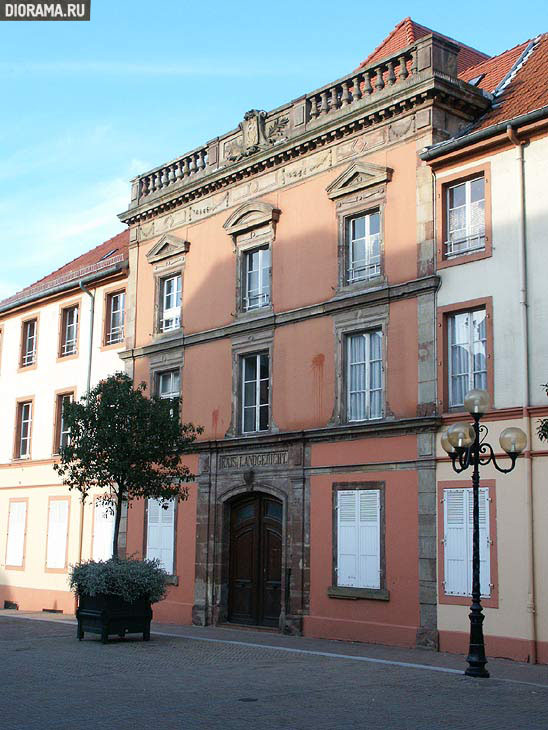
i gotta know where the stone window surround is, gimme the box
[328,481,389,601]
[436,296,494,415]
[152,263,184,339]
[148,346,184,400]
[331,304,390,426]
[225,327,277,438]
[436,162,492,269]
[223,200,279,320]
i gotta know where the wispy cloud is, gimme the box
[0,60,306,78]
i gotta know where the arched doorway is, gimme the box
[228,492,282,627]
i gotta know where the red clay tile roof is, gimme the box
[1,229,129,309]
[357,17,489,74]
[459,34,548,132]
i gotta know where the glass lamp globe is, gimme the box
[440,429,456,454]
[447,422,474,449]
[464,389,490,416]
[499,427,527,455]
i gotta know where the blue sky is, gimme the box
[0,0,545,299]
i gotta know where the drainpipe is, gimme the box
[76,281,95,568]
[506,124,537,663]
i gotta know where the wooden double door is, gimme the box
[228,493,282,627]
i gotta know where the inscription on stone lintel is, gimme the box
[219,451,288,470]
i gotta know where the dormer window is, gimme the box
[160,274,181,332]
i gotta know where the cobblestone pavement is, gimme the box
[2,613,548,730]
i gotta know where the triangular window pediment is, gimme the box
[146,234,190,264]
[326,162,392,200]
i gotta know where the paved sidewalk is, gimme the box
[1,611,548,729]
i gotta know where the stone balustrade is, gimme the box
[307,48,417,121]
[131,35,462,208]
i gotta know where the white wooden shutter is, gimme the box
[444,489,467,595]
[93,501,115,561]
[338,489,381,589]
[146,499,175,574]
[337,491,358,587]
[46,500,69,569]
[468,488,491,597]
[6,501,26,567]
[358,490,381,588]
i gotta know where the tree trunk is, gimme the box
[112,487,124,559]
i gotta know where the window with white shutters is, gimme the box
[6,501,27,567]
[92,501,115,562]
[443,487,491,597]
[146,499,175,574]
[46,499,69,570]
[337,489,381,589]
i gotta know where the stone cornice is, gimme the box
[119,35,489,227]
[119,274,440,361]
[187,415,442,454]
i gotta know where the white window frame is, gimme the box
[160,275,182,332]
[6,500,27,567]
[106,291,125,344]
[22,319,37,366]
[443,487,491,598]
[336,489,381,589]
[448,308,487,408]
[346,211,381,284]
[158,369,180,399]
[241,352,270,434]
[347,330,383,421]
[18,401,32,458]
[61,306,78,356]
[146,498,176,574]
[445,176,485,257]
[243,246,271,311]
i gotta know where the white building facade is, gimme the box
[0,231,129,613]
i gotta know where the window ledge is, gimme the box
[327,586,389,601]
[165,575,179,586]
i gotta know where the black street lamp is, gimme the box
[440,388,527,678]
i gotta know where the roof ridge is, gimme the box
[357,16,411,69]
[460,37,535,80]
[25,229,128,291]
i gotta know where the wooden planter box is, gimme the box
[76,593,152,643]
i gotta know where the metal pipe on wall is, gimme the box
[506,123,537,664]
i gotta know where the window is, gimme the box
[243,247,270,311]
[92,500,114,562]
[21,319,37,367]
[55,393,73,453]
[347,331,383,421]
[160,274,182,332]
[6,500,27,568]
[445,177,485,257]
[158,369,180,399]
[16,401,32,458]
[336,489,381,589]
[105,291,125,345]
[443,487,491,597]
[242,353,269,433]
[146,499,175,574]
[448,309,487,408]
[60,305,79,356]
[46,499,69,570]
[346,211,381,284]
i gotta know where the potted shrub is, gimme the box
[71,557,167,643]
